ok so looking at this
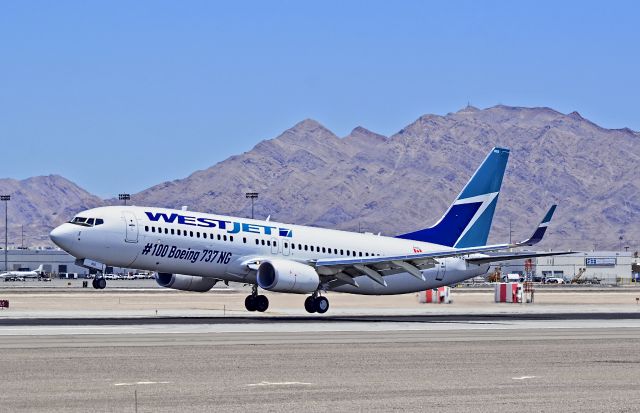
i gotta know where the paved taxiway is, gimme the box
[2,288,640,412]
[2,316,640,412]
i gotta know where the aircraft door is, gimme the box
[123,211,139,243]
[282,239,290,256]
[436,260,446,281]
[270,237,279,255]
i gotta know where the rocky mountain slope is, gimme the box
[3,105,639,250]
[0,175,103,247]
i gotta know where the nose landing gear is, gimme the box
[245,285,269,312]
[304,293,329,314]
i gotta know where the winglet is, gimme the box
[519,205,557,246]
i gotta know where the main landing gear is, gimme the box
[92,276,106,290]
[245,285,269,312]
[304,293,329,314]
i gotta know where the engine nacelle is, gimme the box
[156,273,217,292]
[256,259,320,293]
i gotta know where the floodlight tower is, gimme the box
[245,192,258,219]
[119,193,131,206]
[1,195,10,272]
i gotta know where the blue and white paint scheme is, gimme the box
[49,147,570,314]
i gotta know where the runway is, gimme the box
[2,313,640,412]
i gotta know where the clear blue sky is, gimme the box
[1,1,638,197]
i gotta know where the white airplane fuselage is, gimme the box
[50,206,489,295]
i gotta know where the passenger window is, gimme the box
[347,250,350,256]
[217,234,221,241]
[298,244,302,250]
[196,232,200,238]
[243,237,247,244]
[340,249,344,255]
[284,242,288,248]
[322,247,326,253]
[177,229,181,235]
[304,245,308,251]
[223,235,227,241]
[267,240,271,246]
[310,246,314,252]
[359,252,362,257]
[255,239,259,245]
[171,229,175,235]
[152,227,155,233]
[291,243,295,250]
[273,241,277,247]
[165,228,169,234]
[190,231,194,237]
[145,226,149,232]
[261,240,265,246]
[230,236,234,242]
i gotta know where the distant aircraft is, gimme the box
[0,264,45,280]
[50,147,571,313]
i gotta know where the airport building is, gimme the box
[0,248,129,276]
[496,251,635,284]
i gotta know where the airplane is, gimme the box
[0,264,45,281]
[49,147,571,313]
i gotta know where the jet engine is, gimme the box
[156,273,218,292]
[256,259,319,293]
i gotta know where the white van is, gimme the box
[501,273,522,283]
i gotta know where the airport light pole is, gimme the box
[1,195,10,272]
[245,192,258,219]
[119,193,130,206]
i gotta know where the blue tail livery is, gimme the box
[397,147,509,248]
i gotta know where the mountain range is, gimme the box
[1,105,638,251]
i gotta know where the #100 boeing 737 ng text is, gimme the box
[50,147,570,313]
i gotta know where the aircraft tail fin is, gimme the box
[397,147,509,248]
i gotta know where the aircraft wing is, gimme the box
[313,205,565,287]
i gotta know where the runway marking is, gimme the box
[113,381,171,386]
[247,381,313,387]
[512,376,537,380]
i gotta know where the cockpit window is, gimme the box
[70,217,104,227]
[70,217,89,226]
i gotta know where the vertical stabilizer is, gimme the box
[397,147,509,247]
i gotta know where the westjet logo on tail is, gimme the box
[145,212,293,237]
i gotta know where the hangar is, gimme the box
[496,251,635,284]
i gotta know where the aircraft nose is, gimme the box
[50,224,76,252]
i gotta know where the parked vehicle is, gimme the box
[545,277,565,284]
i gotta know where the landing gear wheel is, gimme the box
[92,278,98,289]
[315,296,329,314]
[304,296,316,313]
[255,295,269,312]
[245,295,257,312]
[96,278,106,289]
